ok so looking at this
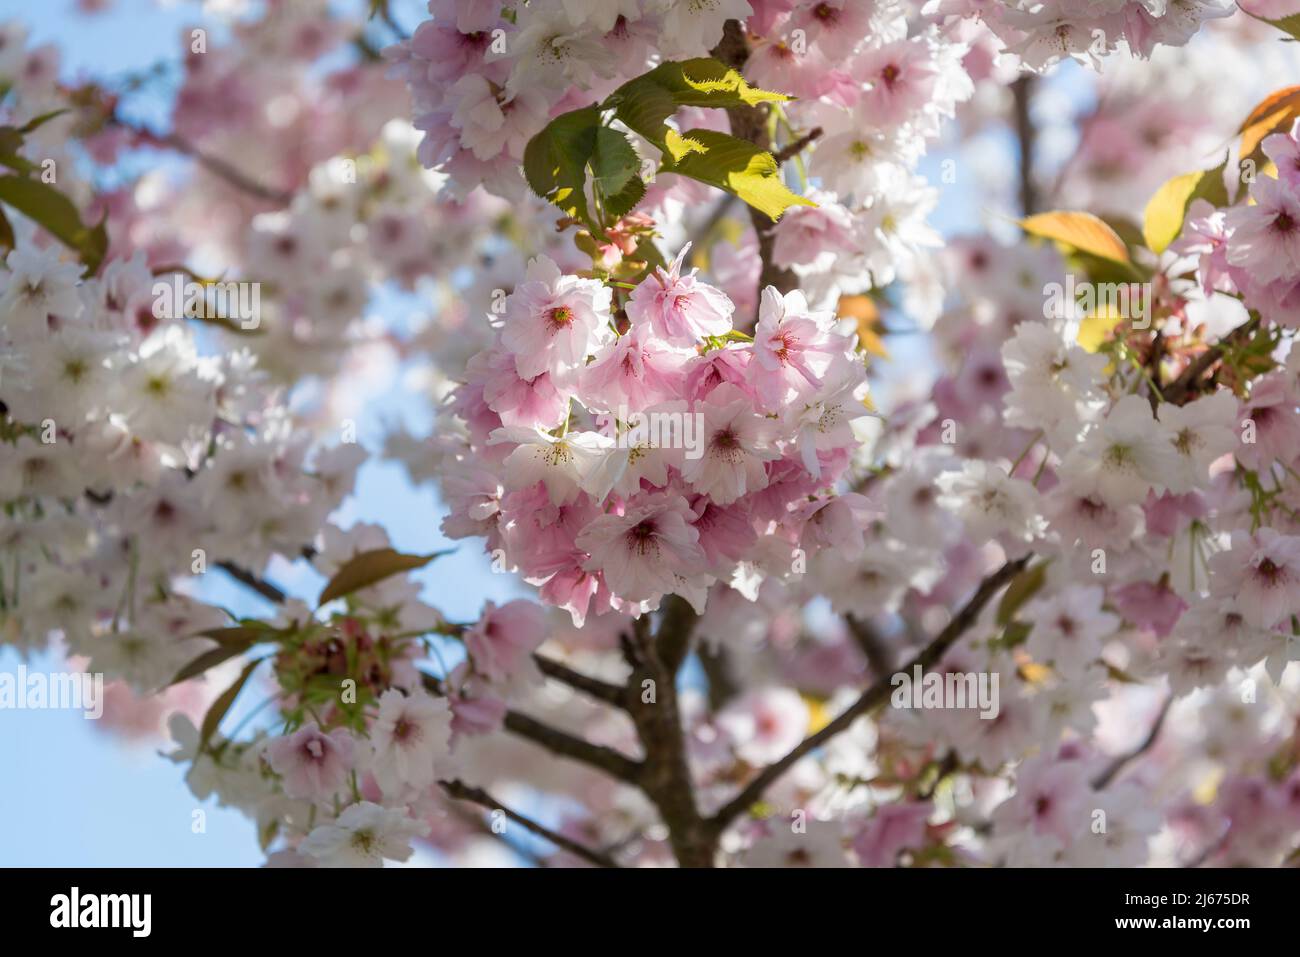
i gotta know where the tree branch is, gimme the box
[773,126,822,163]
[709,555,1031,833]
[113,115,293,205]
[439,778,619,868]
[216,561,288,604]
[1161,314,1261,406]
[420,672,643,784]
[1091,695,1171,789]
[533,654,628,709]
[622,612,715,866]
[1011,76,1039,216]
[710,19,798,315]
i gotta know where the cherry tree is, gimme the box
[4,0,1300,868]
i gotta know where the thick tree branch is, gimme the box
[709,555,1031,833]
[711,19,798,314]
[1011,76,1039,216]
[699,643,740,710]
[846,614,894,677]
[439,778,619,868]
[622,613,715,866]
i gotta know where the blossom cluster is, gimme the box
[438,248,874,627]
[930,0,1236,71]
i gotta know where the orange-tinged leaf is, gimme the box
[1020,210,1130,265]
[837,293,889,358]
[1239,86,1300,160]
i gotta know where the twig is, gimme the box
[216,561,288,604]
[709,555,1031,833]
[1091,696,1171,789]
[533,654,628,709]
[421,672,643,782]
[114,115,293,205]
[773,126,822,163]
[439,778,619,868]
[1161,314,1261,406]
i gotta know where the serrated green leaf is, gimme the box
[317,547,448,607]
[655,58,791,107]
[1246,11,1300,42]
[522,105,601,228]
[608,58,790,152]
[591,126,638,197]
[602,173,647,222]
[609,58,791,147]
[0,174,109,274]
[660,128,813,222]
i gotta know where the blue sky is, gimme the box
[0,0,1038,866]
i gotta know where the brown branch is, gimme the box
[533,654,628,708]
[500,709,643,783]
[1011,76,1039,216]
[622,613,715,866]
[420,672,643,783]
[845,614,894,678]
[709,555,1031,833]
[113,114,293,205]
[216,561,288,604]
[710,19,797,315]
[773,126,822,163]
[699,643,740,710]
[1091,695,1171,789]
[1161,314,1261,406]
[439,778,619,868]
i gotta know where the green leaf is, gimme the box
[170,641,255,686]
[0,207,12,252]
[602,174,647,222]
[0,127,35,174]
[17,109,70,134]
[1244,12,1300,43]
[523,105,601,227]
[660,128,813,222]
[590,126,646,220]
[198,656,265,756]
[317,548,448,607]
[996,560,1048,626]
[0,174,108,274]
[197,625,276,644]
[1143,163,1229,254]
[607,58,791,147]
[591,126,639,196]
